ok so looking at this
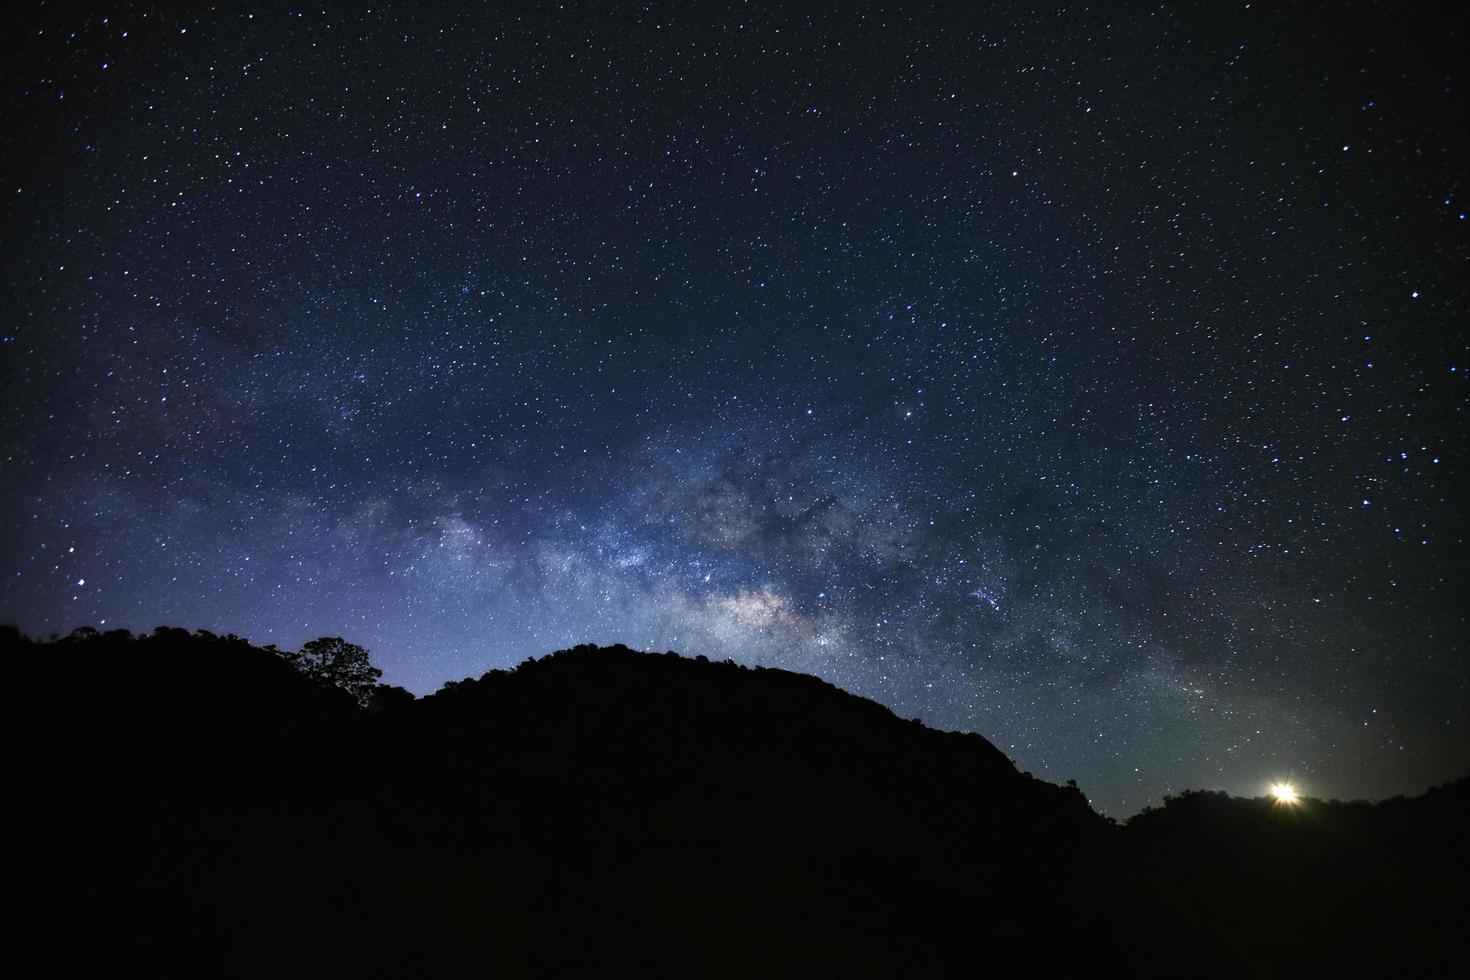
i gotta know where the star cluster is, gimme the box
[2,2,1465,814]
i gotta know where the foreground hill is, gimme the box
[2,626,1464,976]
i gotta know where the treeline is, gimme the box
[2,625,1464,977]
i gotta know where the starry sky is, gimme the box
[2,2,1466,815]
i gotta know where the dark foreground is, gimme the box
[3,627,1464,977]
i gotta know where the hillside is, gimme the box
[2,626,1463,977]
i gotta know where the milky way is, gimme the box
[2,3,1465,814]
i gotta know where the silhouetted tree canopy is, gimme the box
[282,636,382,705]
[365,682,415,714]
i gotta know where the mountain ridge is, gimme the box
[3,625,1463,977]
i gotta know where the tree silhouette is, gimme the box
[285,636,382,705]
[366,682,416,713]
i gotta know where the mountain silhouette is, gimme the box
[3,626,1463,977]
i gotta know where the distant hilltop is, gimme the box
[3,625,1465,977]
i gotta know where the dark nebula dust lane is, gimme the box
[1,2,1465,815]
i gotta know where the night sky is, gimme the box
[2,2,1466,816]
